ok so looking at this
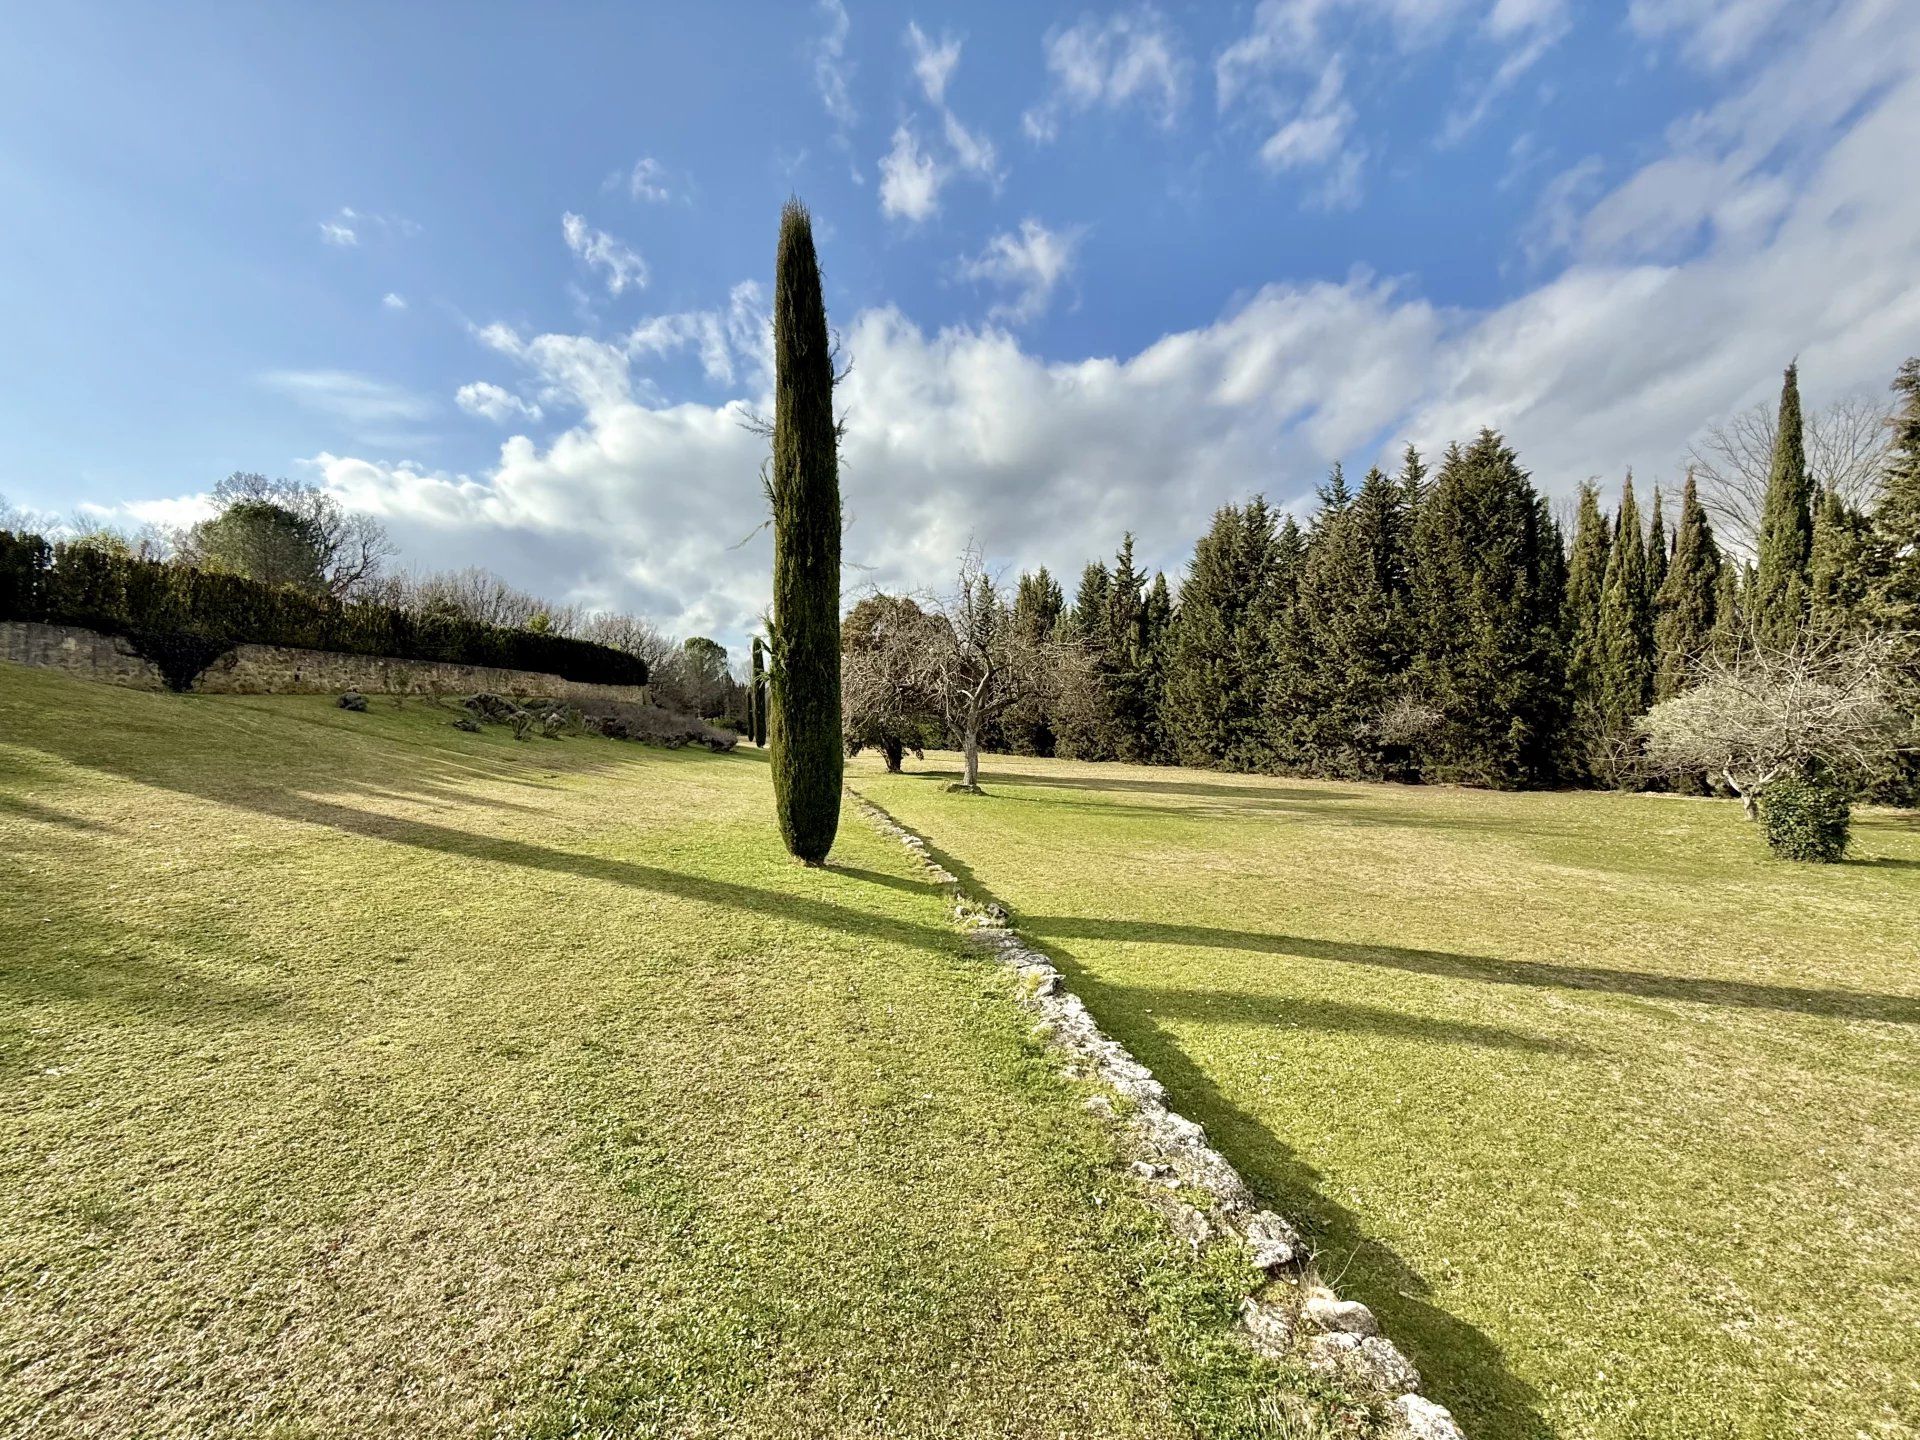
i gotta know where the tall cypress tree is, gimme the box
[1645,485,1669,600]
[1409,430,1566,786]
[1750,362,1813,646]
[1653,472,1721,700]
[767,199,842,864]
[1810,487,1876,630]
[1870,356,1920,629]
[750,636,767,746]
[1593,476,1655,769]
[1562,482,1611,775]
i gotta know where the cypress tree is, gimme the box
[1809,487,1876,631]
[1645,485,1669,600]
[1592,476,1655,774]
[1750,362,1813,646]
[1004,568,1064,756]
[767,199,842,864]
[1653,472,1721,700]
[1709,562,1747,657]
[1409,430,1565,786]
[750,636,768,746]
[1870,357,1920,629]
[1562,482,1611,776]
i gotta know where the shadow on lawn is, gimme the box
[903,765,1357,805]
[886,819,1559,1438]
[1023,915,1920,1026]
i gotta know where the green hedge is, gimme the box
[0,530,648,689]
[1760,774,1852,863]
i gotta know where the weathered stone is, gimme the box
[451,715,482,733]
[1302,1295,1380,1336]
[1163,1198,1212,1247]
[1389,1394,1468,1440]
[1306,1333,1421,1397]
[1238,1296,1295,1355]
[1238,1210,1306,1270]
[336,691,368,711]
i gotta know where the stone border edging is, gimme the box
[853,793,1466,1440]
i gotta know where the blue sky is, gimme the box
[3,0,1917,649]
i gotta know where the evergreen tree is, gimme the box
[1646,485,1669,600]
[1163,499,1279,769]
[1561,482,1611,775]
[1592,476,1655,777]
[1750,362,1814,645]
[1003,568,1064,755]
[1653,473,1721,700]
[1102,534,1157,762]
[749,635,767,746]
[1809,486,1876,630]
[767,199,842,864]
[1056,560,1116,760]
[1409,430,1566,786]
[1399,444,1428,515]
[1709,562,1747,657]
[1870,356,1920,629]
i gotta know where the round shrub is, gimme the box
[1760,775,1852,863]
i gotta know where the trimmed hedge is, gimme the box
[1760,774,1852,863]
[0,530,648,690]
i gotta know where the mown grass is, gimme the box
[0,665,1359,1439]
[849,752,1920,1440]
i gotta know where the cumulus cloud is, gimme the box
[1024,7,1189,142]
[135,0,1913,658]
[957,220,1084,323]
[878,126,942,222]
[562,212,649,294]
[455,382,544,425]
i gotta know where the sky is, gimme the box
[3,0,1917,653]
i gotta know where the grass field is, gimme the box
[0,665,1349,1440]
[850,752,1920,1440]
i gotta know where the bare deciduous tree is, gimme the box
[1686,391,1892,556]
[919,549,1061,792]
[841,593,939,772]
[1638,629,1916,818]
[180,473,396,599]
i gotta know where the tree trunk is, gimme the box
[882,736,904,773]
[1726,770,1758,821]
[962,724,980,789]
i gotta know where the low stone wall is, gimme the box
[0,621,649,707]
[855,795,1467,1440]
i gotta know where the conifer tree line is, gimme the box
[876,357,1919,794]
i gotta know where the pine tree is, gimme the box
[1003,568,1064,755]
[1870,356,1920,629]
[1653,472,1721,700]
[1561,482,1611,775]
[1102,534,1158,762]
[1163,499,1279,769]
[1750,362,1813,645]
[1592,476,1655,777]
[1057,560,1116,760]
[1409,430,1566,786]
[767,199,842,864]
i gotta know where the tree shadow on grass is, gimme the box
[901,765,1357,805]
[1022,915,1920,1026]
[870,815,1558,1437]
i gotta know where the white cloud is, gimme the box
[456,382,544,425]
[1024,7,1189,142]
[382,292,408,310]
[879,126,942,223]
[906,21,962,104]
[319,206,421,247]
[562,212,649,294]
[958,220,1085,324]
[261,370,435,436]
[1627,0,1797,69]
[813,0,856,135]
[171,0,1913,657]
[622,156,673,203]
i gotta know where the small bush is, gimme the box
[1761,776,1852,863]
[337,691,368,712]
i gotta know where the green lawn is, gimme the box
[849,752,1920,1440]
[0,665,1346,1439]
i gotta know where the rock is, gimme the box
[1162,1198,1212,1247]
[1238,1210,1306,1271]
[1306,1333,1421,1398]
[1238,1296,1295,1355]
[1301,1295,1380,1336]
[336,691,368,711]
[1389,1394,1467,1440]
[451,715,482,733]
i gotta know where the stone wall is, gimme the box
[0,621,649,707]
